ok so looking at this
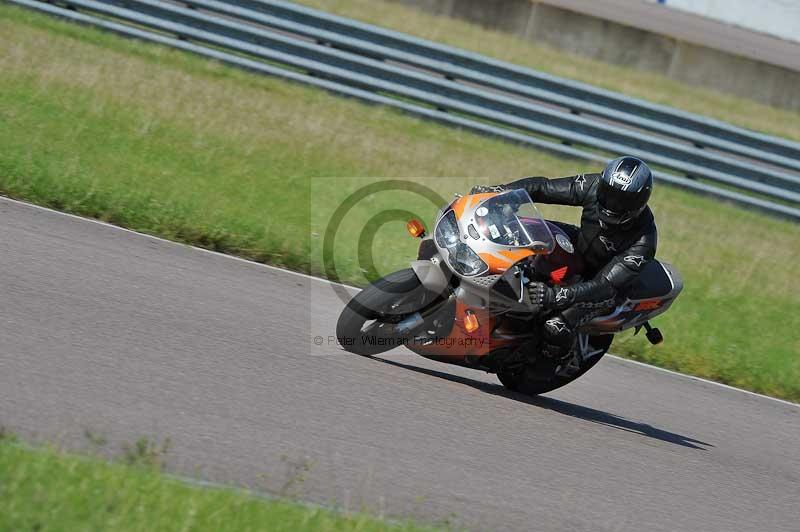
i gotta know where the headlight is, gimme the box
[434,210,460,248]
[435,210,487,276]
[448,242,487,277]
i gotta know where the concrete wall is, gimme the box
[646,0,800,44]
[388,0,800,111]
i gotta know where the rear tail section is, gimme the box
[581,260,683,334]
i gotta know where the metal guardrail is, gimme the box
[8,0,800,221]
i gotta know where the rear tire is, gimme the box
[497,335,613,395]
[336,269,438,356]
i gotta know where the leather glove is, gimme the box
[469,184,507,194]
[528,282,572,312]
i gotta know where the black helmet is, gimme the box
[598,156,653,227]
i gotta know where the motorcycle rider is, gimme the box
[472,156,657,363]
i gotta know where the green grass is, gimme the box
[299,0,800,142]
[0,5,798,401]
[0,437,440,532]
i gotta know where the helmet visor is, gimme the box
[598,179,633,213]
[597,179,648,225]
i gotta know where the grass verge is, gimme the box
[298,0,800,141]
[0,436,439,532]
[0,5,798,401]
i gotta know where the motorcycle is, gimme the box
[336,189,682,395]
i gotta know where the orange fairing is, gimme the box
[451,193,497,220]
[478,249,535,273]
[411,300,515,359]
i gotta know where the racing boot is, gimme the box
[541,315,582,376]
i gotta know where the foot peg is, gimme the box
[555,356,581,377]
[643,322,663,345]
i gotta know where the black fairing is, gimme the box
[623,260,672,299]
[417,237,438,260]
[529,221,585,283]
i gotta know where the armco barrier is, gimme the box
[7,0,800,221]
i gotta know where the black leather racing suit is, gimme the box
[507,173,658,354]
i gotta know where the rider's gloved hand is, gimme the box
[469,184,507,194]
[528,282,571,312]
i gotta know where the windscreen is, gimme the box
[473,189,555,252]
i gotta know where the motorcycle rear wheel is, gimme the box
[497,335,613,396]
[336,269,438,356]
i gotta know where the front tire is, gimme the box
[336,269,438,356]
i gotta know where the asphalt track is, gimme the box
[1,196,798,531]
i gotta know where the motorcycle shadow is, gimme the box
[371,356,713,451]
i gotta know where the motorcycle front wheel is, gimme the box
[336,269,439,356]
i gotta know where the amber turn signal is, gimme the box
[407,219,426,238]
[463,311,480,333]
